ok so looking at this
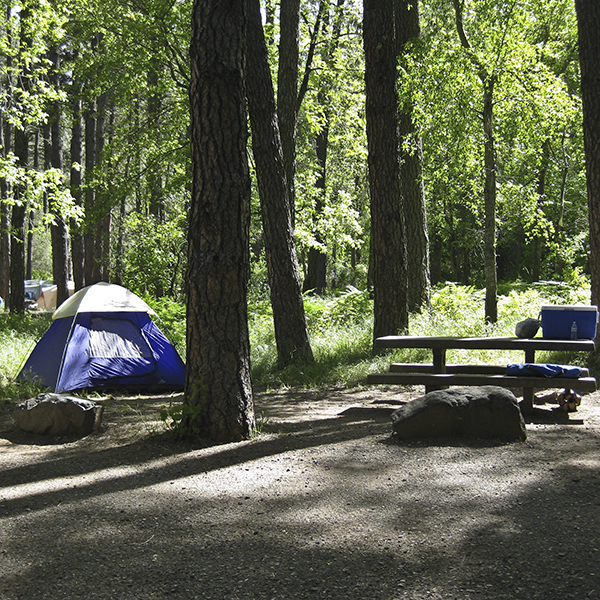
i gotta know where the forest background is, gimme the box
[0,1,594,398]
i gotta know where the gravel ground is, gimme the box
[1,386,600,600]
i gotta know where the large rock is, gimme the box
[13,393,103,436]
[391,386,526,442]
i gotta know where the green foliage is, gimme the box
[0,313,52,405]
[120,211,186,300]
[250,281,594,389]
[141,295,186,356]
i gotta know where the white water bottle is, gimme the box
[571,321,578,340]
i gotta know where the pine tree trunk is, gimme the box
[84,100,96,285]
[303,114,328,295]
[483,79,497,324]
[574,0,600,310]
[70,92,85,291]
[364,0,408,340]
[9,125,27,314]
[277,0,300,224]
[184,0,254,442]
[396,0,430,313]
[246,0,314,366]
[48,44,70,307]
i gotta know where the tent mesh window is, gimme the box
[88,317,153,359]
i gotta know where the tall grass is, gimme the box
[0,312,52,404]
[0,281,594,404]
[250,281,594,389]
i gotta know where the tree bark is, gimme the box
[47,43,70,307]
[0,30,11,306]
[364,0,408,340]
[9,125,27,314]
[303,104,328,295]
[9,3,33,314]
[532,139,550,282]
[482,78,497,323]
[574,0,600,310]
[184,0,254,442]
[396,0,430,312]
[246,0,314,366]
[83,99,96,285]
[70,89,85,291]
[277,0,300,222]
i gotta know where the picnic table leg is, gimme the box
[426,348,447,393]
[521,349,536,414]
[521,387,534,415]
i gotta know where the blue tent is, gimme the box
[17,282,185,392]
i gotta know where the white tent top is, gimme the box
[53,282,155,320]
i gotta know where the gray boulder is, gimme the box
[391,386,526,442]
[13,393,103,436]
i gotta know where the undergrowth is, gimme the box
[0,281,594,405]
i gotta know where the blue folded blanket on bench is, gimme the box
[506,363,584,378]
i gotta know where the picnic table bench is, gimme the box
[366,336,597,414]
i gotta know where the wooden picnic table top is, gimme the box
[374,335,596,352]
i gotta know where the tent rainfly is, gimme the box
[17,282,186,392]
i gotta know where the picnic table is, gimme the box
[367,335,597,414]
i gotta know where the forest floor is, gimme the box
[1,385,600,600]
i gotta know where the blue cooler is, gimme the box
[541,305,598,339]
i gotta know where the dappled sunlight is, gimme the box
[2,389,600,599]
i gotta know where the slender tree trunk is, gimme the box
[9,123,27,313]
[396,0,430,312]
[93,92,108,283]
[70,90,85,291]
[147,65,164,221]
[303,109,328,295]
[47,44,70,306]
[246,0,314,366]
[364,0,408,340]
[302,1,345,295]
[84,99,96,285]
[482,78,497,323]
[453,0,498,323]
[184,0,254,442]
[532,139,550,282]
[0,1,11,306]
[277,0,300,223]
[574,0,600,310]
[9,3,33,314]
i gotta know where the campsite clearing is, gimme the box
[1,386,600,599]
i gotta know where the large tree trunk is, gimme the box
[396,0,430,313]
[364,0,408,340]
[574,0,600,310]
[184,0,254,442]
[246,0,314,366]
[47,44,70,307]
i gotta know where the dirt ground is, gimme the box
[1,385,600,600]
